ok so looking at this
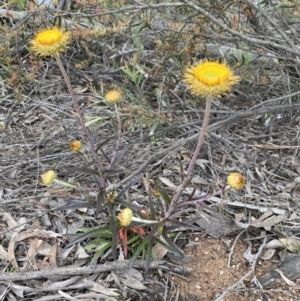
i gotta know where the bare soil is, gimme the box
[172,236,300,301]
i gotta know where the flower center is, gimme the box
[36,29,63,46]
[194,62,230,86]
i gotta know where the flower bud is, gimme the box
[41,170,56,186]
[118,208,133,227]
[227,172,246,190]
[105,90,122,104]
[70,140,82,152]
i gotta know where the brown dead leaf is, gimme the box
[8,232,19,270]
[20,238,42,272]
[235,212,245,222]
[250,211,285,231]
[0,245,10,261]
[2,212,18,229]
[142,177,151,193]
[49,244,58,267]
[153,243,168,259]
[36,260,54,270]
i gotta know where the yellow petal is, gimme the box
[30,28,71,57]
[183,60,240,98]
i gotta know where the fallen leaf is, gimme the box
[279,238,300,253]
[75,244,90,259]
[153,242,168,259]
[250,211,284,231]
[265,239,285,249]
[158,176,176,188]
[120,274,147,290]
[121,268,144,281]
[0,245,9,261]
[275,268,300,289]
[90,281,120,296]
[261,249,276,260]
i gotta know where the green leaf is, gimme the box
[155,185,172,204]
[66,227,111,248]
[90,242,112,264]
[96,137,113,152]
[109,209,118,260]
[96,190,105,215]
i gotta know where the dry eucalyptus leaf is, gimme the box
[279,238,300,253]
[142,177,151,192]
[2,212,18,229]
[153,242,168,259]
[250,211,284,231]
[37,241,52,256]
[261,249,276,261]
[120,274,147,290]
[235,212,245,222]
[158,176,176,188]
[275,268,300,289]
[57,245,75,263]
[90,282,120,297]
[67,220,85,235]
[195,159,210,170]
[121,268,144,281]
[265,239,285,249]
[243,246,256,263]
[0,245,9,261]
[11,284,28,298]
[75,244,90,259]
[191,175,209,185]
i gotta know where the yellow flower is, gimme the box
[227,172,246,190]
[70,140,82,152]
[41,170,56,186]
[30,28,71,57]
[183,60,240,98]
[105,90,122,104]
[118,208,133,227]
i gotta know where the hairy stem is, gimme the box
[163,97,212,220]
[55,55,104,187]
[108,103,122,169]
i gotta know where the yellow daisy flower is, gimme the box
[30,28,71,57]
[41,170,56,186]
[184,60,240,98]
[105,90,122,104]
[118,208,133,227]
[227,172,246,190]
[70,140,82,152]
